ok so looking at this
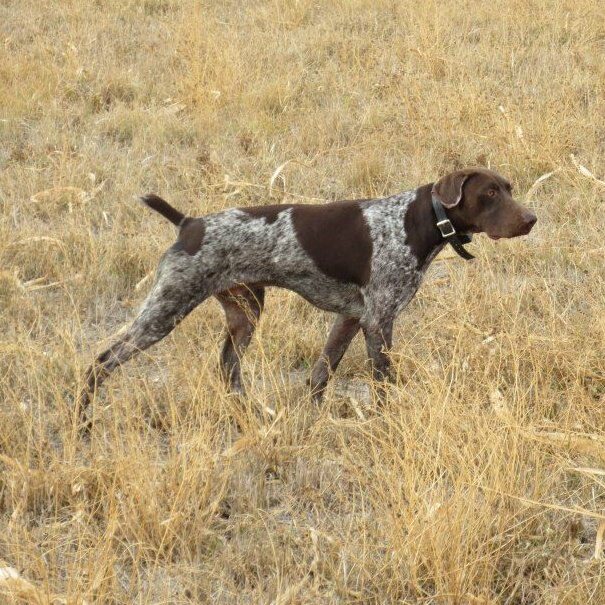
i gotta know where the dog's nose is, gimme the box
[522,211,537,232]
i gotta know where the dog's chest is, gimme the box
[360,193,424,314]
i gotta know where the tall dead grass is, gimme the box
[1,0,604,602]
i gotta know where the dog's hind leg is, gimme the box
[78,263,208,429]
[215,285,265,395]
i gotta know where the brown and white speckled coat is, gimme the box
[79,168,536,426]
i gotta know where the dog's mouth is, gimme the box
[487,233,529,240]
[487,227,534,240]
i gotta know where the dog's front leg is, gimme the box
[310,315,361,402]
[361,318,394,394]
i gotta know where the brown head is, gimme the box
[432,168,537,240]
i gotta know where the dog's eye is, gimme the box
[487,189,497,197]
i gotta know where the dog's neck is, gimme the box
[404,183,468,269]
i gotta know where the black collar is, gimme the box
[431,194,475,261]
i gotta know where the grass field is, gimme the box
[1,0,605,602]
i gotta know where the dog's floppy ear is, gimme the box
[432,171,473,208]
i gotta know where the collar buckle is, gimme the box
[431,190,475,261]
[436,218,456,238]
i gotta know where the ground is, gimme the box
[1,0,605,603]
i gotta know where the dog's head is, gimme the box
[432,168,537,239]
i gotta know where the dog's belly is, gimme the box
[211,270,365,317]
[276,276,365,317]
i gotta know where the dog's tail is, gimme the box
[140,194,187,227]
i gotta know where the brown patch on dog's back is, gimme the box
[176,218,206,255]
[241,200,373,285]
[292,200,373,286]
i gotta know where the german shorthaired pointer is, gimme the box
[78,168,536,424]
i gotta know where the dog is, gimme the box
[78,167,536,426]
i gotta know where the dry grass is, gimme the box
[1,0,605,602]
